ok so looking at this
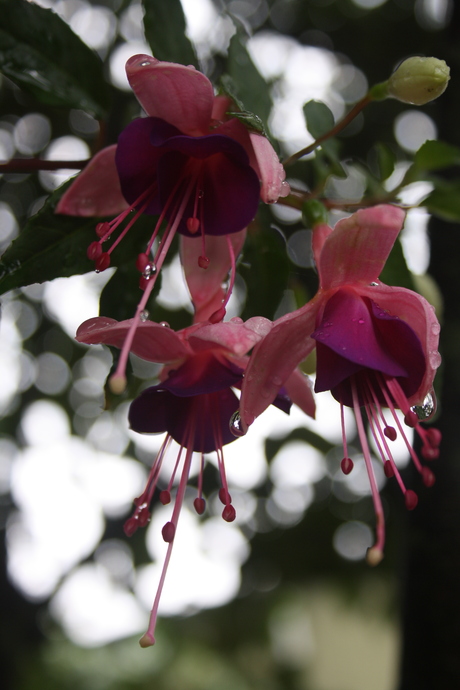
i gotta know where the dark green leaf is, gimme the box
[143,0,197,66]
[0,0,110,117]
[240,218,290,321]
[422,182,460,222]
[303,100,335,139]
[0,179,153,296]
[226,31,272,126]
[378,237,415,290]
[414,140,460,171]
[374,142,396,181]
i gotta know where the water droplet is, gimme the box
[429,351,442,369]
[140,60,152,67]
[358,318,365,324]
[140,310,149,322]
[159,321,170,328]
[229,411,246,437]
[271,375,282,386]
[431,323,441,336]
[198,189,204,198]
[143,263,157,279]
[412,391,437,421]
[369,282,379,287]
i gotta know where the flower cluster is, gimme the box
[60,55,441,645]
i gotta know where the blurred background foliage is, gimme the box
[0,0,459,688]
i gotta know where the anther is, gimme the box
[162,521,176,543]
[194,497,206,515]
[159,490,171,505]
[222,504,236,522]
[383,461,395,478]
[384,426,397,441]
[95,252,111,272]
[366,546,384,566]
[124,517,138,537]
[404,410,418,428]
[209,307,226,323]
[186,217,200,234]
[405,489,419,510]
[136,253,150,272]
[95,221,111,238]
[341,457,354,475]
[422,467,436,487]
[198,255,210,269]
[87,241,102,260]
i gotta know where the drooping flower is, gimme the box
[76,315,315,646]
[57,54,289,389]
[237,205,441,564]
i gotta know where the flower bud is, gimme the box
[387,57,450,105]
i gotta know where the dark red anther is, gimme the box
[422,467,436,487]
[136,252,150,272]
[123,517,138,537]
[421,445,440,461]
[95,221,111,238]
[383,461,395,478]
[162,521,176,543]
[341,457,354,475]
[159,490,171,505]
[384,426,397,441]
[404,410,418,428]
[194,497,206,515]
[198,255,210,269]
[87,241,102,260]
[405,489,419,511]
[222,504,236,522]
[139,276,149,291]
[219,488,231,504]
[426,428,442,448]
[138,507,151,527]
[95,252,110,272]
[186,217,200,234]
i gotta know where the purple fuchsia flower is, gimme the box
[236,205,442,564]
[57,54,289,388]
[76,315,315,646]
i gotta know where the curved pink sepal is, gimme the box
[249,133,290,203]
[56,146,129,217]
[284,368,316,419]
[317,205,405,289]
[180,230,246,322]
[126,55,215,137]
[189,316,273,356]
[239,303,318,429]
[76,317,191,362]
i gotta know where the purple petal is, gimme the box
[163,354,243,396]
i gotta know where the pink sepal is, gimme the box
[125,55,215,137]
[188,317,273,356]
[76,317,192,362]
[249,132,290,203]
[56,146,129,217]
[180,230,246,322]
[239,303,318,430]
[317,205,405,289]
[284,368,316,419]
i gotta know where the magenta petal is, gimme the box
[115,118,162,214]
[189,317,272,356]
[249,132,289,203]
[129,387,240,453]
[162,355,243,396]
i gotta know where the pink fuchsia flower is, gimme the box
[237,205,441,564]
[76,314,314,646]
[57,55,289,388]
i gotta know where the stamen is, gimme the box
[350,377,385,559]
[198,255,210,269]
[339,400,353,474]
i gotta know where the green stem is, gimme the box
[283,94,373,167]
[0,159,89,173]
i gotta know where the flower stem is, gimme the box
[0,159,89,173]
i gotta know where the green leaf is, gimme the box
[303,100,335,139]
[378,238,414,290]
[240,218,290,321]
[422,181,460,222]
[226,31,272,126]
[373,142,396,181]
[0,180,154,296]
[265,427,335,462]
[0,0,110,117]
[143,0,197,66]
[219,74,267,135]
[414,140,460,171]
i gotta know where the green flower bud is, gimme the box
[387,56,450,106]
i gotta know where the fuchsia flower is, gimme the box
[57,54,288,388]
[76,314,315,646]
[237,205,441,564]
